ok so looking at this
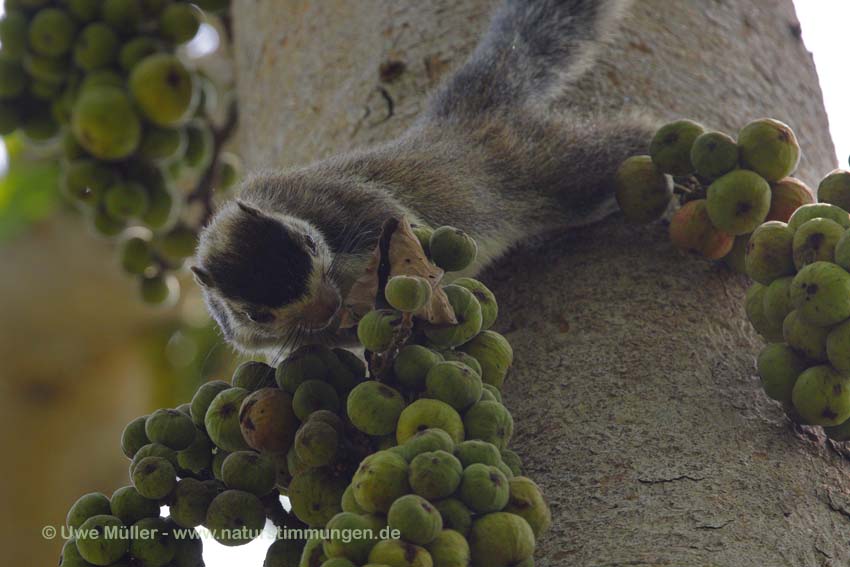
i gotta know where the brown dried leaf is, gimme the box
[338,244,381,329]
[338,216,457,328]
[389,217,456,325]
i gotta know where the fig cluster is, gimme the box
[741,169,850,435]
[0,0,240,305]
[59,225,552,566]
[615,118,811,266]
[300,437,549,567]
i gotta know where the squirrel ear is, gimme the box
[191,266,214,288]
[236,200,264,218]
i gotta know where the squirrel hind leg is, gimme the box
[530,110,658,227]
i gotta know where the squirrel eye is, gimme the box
[304,235,318,256]
[245,310,274,324]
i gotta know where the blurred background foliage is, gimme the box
[0,132,61,240]
[0,2,241,565]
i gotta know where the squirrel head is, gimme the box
[192,199,341,355]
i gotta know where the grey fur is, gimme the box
[195,0,654,356]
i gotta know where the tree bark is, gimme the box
[233,0,844,563]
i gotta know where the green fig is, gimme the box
[433,499,472,537]
[132,455,177,499]
[288,468,346,527]
[430,226,478,272]
[28,8,76,57]
[205,489,266,546]
[738,118,800,181]
[239,387,299,454]
[788,203,850,232]
[352,451,411,514]
[189,380,230,426]
[459,330,513,388]
[394,428,456,462]
[452,278,497,330]
[292,379,339,421]
[0,10,28,61]
[176,428,213,475]
[423,285,483,348]
[745,283,783,342]
[67,492,111,530]
[783,309,829,361]
[294,419,339,468]
[397,399,465,445]
[762,276,794,329]
[231,361,275,391]
[426,361,483,411]
[468,512,535,567]
[347,380,406,436]
[358,309,402,352]
[101,0,142,33]
[463,401,513,450]
[276,345,330,393]
[818,169,850,211]
[394,345,444,391]
[649,119,705,176]
[744,221,794,285]
[322,512,378,564]
[205,387,251,452]
[121,415,151,459]
[130,54,196,127]
[72,87,142,160]
[145,408,195,451]
[766,177,815,223]
[503,477,551,538]
[614,155,673,223]
[827,318,850,375]
[119,35,159,72]
[458,463,509,513]
[76,515,128,566]
[221,451,277,496]
[792,217,844,270]
[757,344,807,405]
[386,275,433,312]
[73,23,118,70]
[159,2,200,44]
[388,494,443,546]
[454,440,502,469]
[791,365,850,426]
[706,170,771,235]
[169,477,217,528]
[833,229,850,272]
[409,450,463,500]
[790,261,850,327]
[367,539,434,567]
[130,516,176,566]
[690,131,738,179]
[110,485,159,525]
[129,443,177,475]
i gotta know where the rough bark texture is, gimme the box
[233,0,844,563]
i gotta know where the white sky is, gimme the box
[793,0,849,165]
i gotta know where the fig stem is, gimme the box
[370,311,415,381]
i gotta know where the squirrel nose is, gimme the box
[301,283,341,329]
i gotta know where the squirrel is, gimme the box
[193,0,654,360]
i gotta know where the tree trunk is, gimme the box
[232,0,844,563]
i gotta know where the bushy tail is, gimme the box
[429,0,632,119]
